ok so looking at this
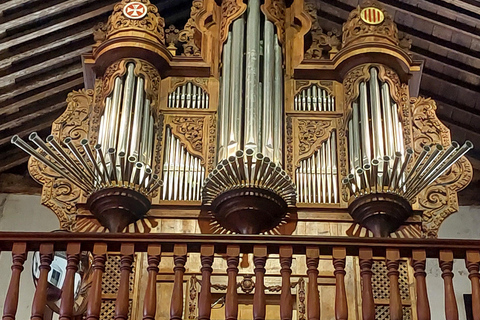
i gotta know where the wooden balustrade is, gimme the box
[2,232,480,319]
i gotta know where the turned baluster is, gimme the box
[306,247,320,320]
[59,243,81,320]
[170,244,187,320]
[2,242,27,320]
[440,250,458,320]
[115,243,135,320]
[333,247,347,320]
[253,246,267,320]
[412,249,430,320]
[279,246,293,320]
[31,243,54,320]
[225,245,240,320]
[86,243,107,320]
[198,245,214,320]
[143,244,161,320]
[386,249,403,320]
[359,248,374,320]
[466,251,480,320]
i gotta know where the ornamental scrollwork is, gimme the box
[220,0,247,44]
[261,0,286,44]
[297,119,333,160]
[207,115,217,172]
[342,0,398,48]
[337,117,348,202]
[179,0,203,57]
[411,97,473,237]
[286,116,294,177]
[29,89,94,230]
[170,117,205,160]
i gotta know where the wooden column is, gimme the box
[170,244,187,320]
[333,247,347,320]
[279,246,293,320]
[143,244,161,320]
[412,249,430,320]
[59,243,81,320]
[359,248,375,320]
[225,245,240,320]
[2,242,27,320]
[31,243,54,320]
[86,243,107,320]
[466,251,480,320]
[386,249,402,320]
[440,250,458,320]
[306,247,320,320]
[198,245,214,320]
[253,246,267,320]
[115,243,135,320]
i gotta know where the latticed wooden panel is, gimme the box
[102,254,136,295]
[100,300,132,319]
[375,305,412,320]
[371,260,410,300]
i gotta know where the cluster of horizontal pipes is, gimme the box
[294,85,335,111]
[217,0,283,163]
[161,127,205,201]
[12,134,162,196]
[202,149,296,206]
[296,131,338,203]
[343,141,473,201]
[168,82,209,109]
[97,62,156,189]
[348,67,404,171]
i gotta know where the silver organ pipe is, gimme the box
[161,126,205,201]
[296,131,339,203]
[117,63,136,156]
[359,81,371,167]
[216,0,284,164]
[369,68,384,159]
[168,82,209,109]
[294,85,335,111]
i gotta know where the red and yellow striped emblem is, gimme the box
[360,7,384,25]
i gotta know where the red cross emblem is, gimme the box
[123,2,147,20]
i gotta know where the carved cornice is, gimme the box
[411,97,473,238]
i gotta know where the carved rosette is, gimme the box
[179,0,203,57]
[411,97,473,237]
[297,119,333,163]
[96,0,165,45]
[220,0,247,43]
[28,89,94,230]
[342,0,398,48]
[261,0,286,44]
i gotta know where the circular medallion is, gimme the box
[123,2,148,20]
[360,7,384,25]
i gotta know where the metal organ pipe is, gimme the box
[274,38,283,164]
[262,19,275,159]
[359,82,371,166]
[369,68,384,159]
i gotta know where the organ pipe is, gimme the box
[168,82,209,109]
[294,85,335,111]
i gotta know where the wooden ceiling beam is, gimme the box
[0,101,67,132]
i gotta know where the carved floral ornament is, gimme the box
[93,0,165,46]
[411,97,473,237]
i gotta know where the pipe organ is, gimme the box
[10,0,477,318]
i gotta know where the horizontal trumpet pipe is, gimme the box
[388,152,402,191]
[47,135,89,184]
[81,139,105,185]
[394,148,413,191]
[65,137,96,181]
[95,144,111,185]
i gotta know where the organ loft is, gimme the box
[5,0,476,319]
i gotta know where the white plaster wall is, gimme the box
[0,193,59,319]
[427,205,480,320]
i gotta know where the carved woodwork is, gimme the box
[261,0,286,44]
[220,0,247,44]
[179,1,203,57]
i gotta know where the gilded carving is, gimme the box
[337,117,349,201]
[411,97,473,237]
[28,89,94,230]
[295,80,334,97]
[207,115,217,172]
[261,0,286,43]
[342,0,398,48]
[97,0,165,45]
[170,77,209,93]
[297,119,333,160]
[169,117,205,160]
[179,0,203,57]
[286,116,294,177]
[220,0,247,43]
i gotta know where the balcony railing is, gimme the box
[1,232,480,320]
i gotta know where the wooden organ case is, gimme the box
[16,0,474,319]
